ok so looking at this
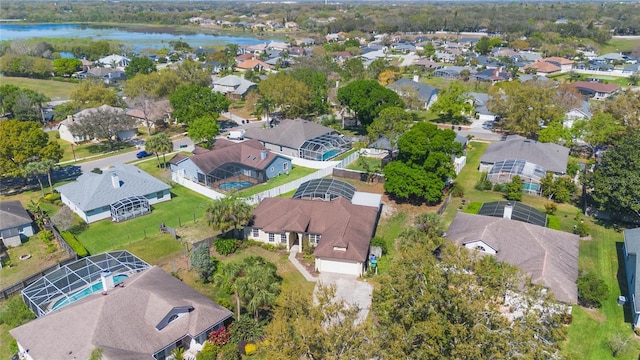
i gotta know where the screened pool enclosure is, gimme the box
[299,133,351,161]
[110,195,150,222]
[293,178,356,201]
[22,251,150,317]
[487,159,546,195]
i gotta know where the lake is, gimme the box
[0,23,276,51]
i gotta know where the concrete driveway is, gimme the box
[316,273,373,324]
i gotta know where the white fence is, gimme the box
[171,150,361,204]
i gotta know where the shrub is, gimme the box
[44,192,61,203]
[190,244,218,283]
[370,236,388,255]
[577,272,608,308]
[196,342,219,360]
[244,343,257,356]
[544,202,557,215]
[464,202,482,214]
[575,221,590,237]
[39,230,53,243]
[214,238,238,256]
[218,343,241,360]
[51,206,76,231]
[547,215,561,230]
[493,183,506,192]
[450,182,464,198]
[475,172,493,191]
[208,325,230,346]
[230,315,264,343]
[60,231,89,257]
[505,175,523,201]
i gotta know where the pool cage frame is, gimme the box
[298,133,351,161]
[487,159,546,195]
[110,196,151,222]
[293,178,356,201]
[196,162,262,190]
[22,251,150,317]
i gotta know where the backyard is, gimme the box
[236,165,316,197]
[0,76,78,100]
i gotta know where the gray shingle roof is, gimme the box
[446,212,579,303]
[0,201,32,230]
[56,164,170,212]
[244,119,336,150]
[387,78,437,103]
[480,135,569,174]
[624,228,640,315]
[10,267,233,360]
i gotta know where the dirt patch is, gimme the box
[582,306,607,323]
[295,252,318,275]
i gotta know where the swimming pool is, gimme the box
[51,274,128,311]
[219,181,253,190]
[321,149,341,161]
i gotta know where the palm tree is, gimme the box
[145,133,173,168]
[41,159,57,194]
[244,265,280,321]
[204,195,253,238]
[23,161,48,197]
[254,95,275,123]
[215,261,244,319]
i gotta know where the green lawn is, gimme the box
[50,131,138,163]
[236,165,316,197]
[346,157,382,172]
[548,72,632,86]
[0,76,78,100]
[595,38,640,55]
[75,185,214,254]
[372,212,408,275]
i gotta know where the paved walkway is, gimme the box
[288,246,318,282]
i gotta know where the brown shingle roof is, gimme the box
[542,56,574,65]
[524,61,561,74]
[236,59,272,70]
[188,139,280,173]
[252,197,379,263]
[10,267,233,360]
[445,213,579,303]
[572,81,620,94]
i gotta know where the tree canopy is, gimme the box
[187,115,220,145]
[53,58,82,77]
[429,81,474,125]
[337,79,405,127]
[124,56,157,78]
[169,85,229,124]
[144,132,173,168]
[68,107,136,149]
[70,80,121,108]
[367,106,415,150]
[588,131,640,219]
[0,120,62,177]
[0,84,49,122]
[258,73,312,118]
[383,122,461,204]
[204,194,253,235]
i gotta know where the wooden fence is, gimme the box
[332,168,385,183]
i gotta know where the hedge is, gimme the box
[61,231,89,257]
[464,202,483,214]
[547,215,561,230]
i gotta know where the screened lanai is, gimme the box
[196,162,261,190]
[487,159,546,195]
[293,178,356,201]
[110,195,150,222]
[22,251,150,317]
[299,133,351,161]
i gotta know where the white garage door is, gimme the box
[318,259,362,276]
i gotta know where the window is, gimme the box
[309,234,321,245]
[252,228,259,238]
[283,162,289,170]
[156,191,164,198]
[268,233,275,243]
[280,233,286,243]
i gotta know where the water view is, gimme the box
[0,23,276,51]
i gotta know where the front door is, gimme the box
[289,231,300,251]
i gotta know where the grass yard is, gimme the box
[372,212,409,275]
[0,76,78,100]
[548,72,632,86]
[50,131,137,163]
[0,236,69,289]
[75,185,214,254]
[237,165,316,197]
[347,156,382,172]
[595,38,640,55]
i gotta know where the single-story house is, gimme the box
[236,59,272,72]
[243,119,351,161]
[434,66,472,79]
[571,81,620,100]
[169,139,292,191]
[386,77,438,110]
[125,99,173,126]
[11,265,233,360]
[446,211,579,304]
[58,105,137,144]
[624,227,640,328]
[466,92,496,122]
[0,201,34,247]
[564,100,592,129]
[474,68,510,83]
[212,75,257,99]
[541,56,574,72]
[56,163,171,223]
[480,135,569,175]
[248,180,382,276]
[522,61,561,75]
[85,67,126,83]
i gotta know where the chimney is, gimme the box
[503,202,513,220]
[413,75,420,82]
[101,270,115,292]
[111,173,120,188]
[260,150,267,160]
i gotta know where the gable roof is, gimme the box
[56,164,170,211]
[0,201,32,230]
[572,81,620,94]
[386,78,438,103]
[446,212,579,303]
[244,119,336,150]
[186,139,283,174]
[524,61,561,74]
[237,59,272,70]
[625,228,640,314]
[480,135,569,173]
[252,197,379,263]
[125,100,172,121]
[10,267,233,360]
[212,75,256,96]
[74,104,125,122]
